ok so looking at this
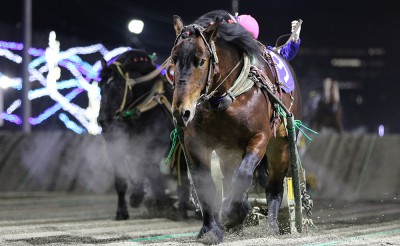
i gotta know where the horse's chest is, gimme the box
[191,109,252,147]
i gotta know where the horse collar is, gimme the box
[204,93,234,111]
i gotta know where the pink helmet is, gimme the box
[237,14,259,39]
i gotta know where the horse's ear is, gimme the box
[204,17,223,41]
[101,58,107,69]
[173,15,184,37]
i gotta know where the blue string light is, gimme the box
[58,113,86,134]
[29,88,84,125]
[0,39,131,132]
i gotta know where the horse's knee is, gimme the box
[234,167,254,183]
[232,153,260,189]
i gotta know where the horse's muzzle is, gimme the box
[172,109,191,127]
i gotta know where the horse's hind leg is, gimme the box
[265,129,290,234]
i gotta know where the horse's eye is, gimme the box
[107,76,114,84]
[199,58,206,67]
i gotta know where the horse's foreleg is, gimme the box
[265,127,290,234]
[222,153,260,230]
[129,180,144,208]
[146,166,166,207]
[115,175,129,220]
[222,133,268,230]
[265,178,284,234]
[177,153,190,220]
[186,145,223,244]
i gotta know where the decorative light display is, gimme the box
[6,99,21,114]
[0,33,131,134]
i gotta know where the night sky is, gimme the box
[1,0,399,133]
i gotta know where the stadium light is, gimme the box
[128,19,144,34]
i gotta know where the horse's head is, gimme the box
[98,50,156,131]
[170,11,260,127]
[170,15,222,127]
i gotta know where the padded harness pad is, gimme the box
[266,49,295,93]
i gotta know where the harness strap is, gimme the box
[201,56,245,102]
[227,55,252,97]
[118,77,132,115]
[122,79,172,118]
[114,61,129,81]
[126,58,172,87]
[111,58,174,117]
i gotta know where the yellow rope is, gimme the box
[118,78,130,114]
[113,61,127,80]
[112,61,133,114]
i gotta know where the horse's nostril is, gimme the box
[182,110,191,122]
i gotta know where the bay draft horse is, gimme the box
[98,49,190,220]
[170,10,303,244]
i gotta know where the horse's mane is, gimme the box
[193,10,260,57]
[116,50,156,74]
[100,49,157,80]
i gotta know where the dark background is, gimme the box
[1,0,399,133]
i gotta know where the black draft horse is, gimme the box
[170,11,303,243]
[98,49,190,220]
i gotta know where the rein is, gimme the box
[198,56,243,103]
[122,79,172,118]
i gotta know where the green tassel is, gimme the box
[294,120,319,141]
[276,105,318,141]
[165,128,179,164]
[122,109,138,118]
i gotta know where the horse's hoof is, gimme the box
[129,192,145,208]
[265,219,280,235]
[115,209,129,220]
[221,200,251,231]
[197,223,224,245]
[194,210,203,220]
[222,216,244,233]
[176,209,189,221]
[175,202,188,220]
[225,224,244,234]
